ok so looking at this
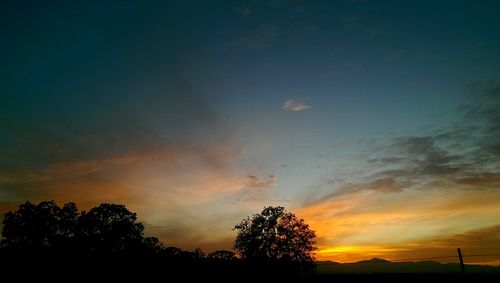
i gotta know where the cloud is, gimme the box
[0,140,263,252]
[282,100,311,111]
[374,136,462,179]
[230,175,279,203]
[455,172,500,189]
[304,134,467,206]
[342,79,500,198]
[0,149,171,185]
[356,178,409,193]
[0,53,239,173]
[247,175,277,189]
[0,67,257,252]
[314,178,409,204]
[462,81,500,159]
[294,81,500,262]
[367,80,500,188]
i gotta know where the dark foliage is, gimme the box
[234,206,317,272]
[77,203,145,253]
[1,201,160,256]
[1,201,79,251]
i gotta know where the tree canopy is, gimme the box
[1,201,79,250]
[77,203,145,253]
[1,201,159,255]
[1,201,318,276]
[233,206,316,265]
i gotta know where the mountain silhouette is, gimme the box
[356,258,391,263]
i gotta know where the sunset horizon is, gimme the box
[2,0,500,269]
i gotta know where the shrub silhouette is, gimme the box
[234,206,316,268]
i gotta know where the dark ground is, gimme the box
[1,257,499,283]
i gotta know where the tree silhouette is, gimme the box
[1,201,162,256]
[142,236,163,254]
[162,246,183,259]
[233,206,316,266]
[193,247,206,258]
[1,201,79,250]
[77,203,145,253]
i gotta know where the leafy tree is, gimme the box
[233,206,316,265]
[77,203,145,253]
[1,201,79,250]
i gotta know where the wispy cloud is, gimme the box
[282,100,311,111]
[309,80,500,204]
[313,178,412,205]
[0,145,266,255]
[247,175,277,189]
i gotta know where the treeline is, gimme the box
[0,201,316,279]
[0,201,238,278]
[1,201,158,254]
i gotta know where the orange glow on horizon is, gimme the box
[315,245,407,262]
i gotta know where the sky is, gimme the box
[1,0,500,264]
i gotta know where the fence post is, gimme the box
[457,248,466,275]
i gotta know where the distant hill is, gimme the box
[355,257,390,264]
[316,258,500,274]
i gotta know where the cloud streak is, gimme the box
[282,100,311,111]
[247,175,277,189]
[309,80,500,206]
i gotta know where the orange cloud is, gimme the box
[0,142,269,252]
[247,175,277,189]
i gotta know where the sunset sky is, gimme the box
[2,1,500,265]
